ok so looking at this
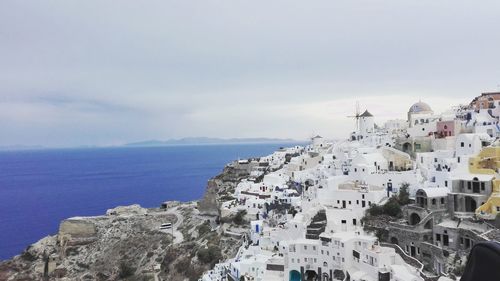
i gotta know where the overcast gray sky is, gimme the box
[1,0,499,147]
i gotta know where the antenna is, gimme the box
[347,101,361,131]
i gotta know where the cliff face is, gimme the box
[198,160,257,216]
[0,205,174,280]
[0,160,252,281]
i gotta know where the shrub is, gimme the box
[367,197,402,218]
[367,204,384,216]
[20,248,37,262]
[197,245,222,266]
[197,221,211,236]
[162,247,180,269]
[398,183,410,205]
[233,210,247,225]
[383,197,402,217]
[118,262,135,278]
[175,257,191,273]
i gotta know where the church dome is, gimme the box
[408,101,432,114]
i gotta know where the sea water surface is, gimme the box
[0,143,301,260]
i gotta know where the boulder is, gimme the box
[106,204,147,216]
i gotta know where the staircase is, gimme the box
[306,210,327,240]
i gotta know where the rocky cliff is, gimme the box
[0,160,252,281]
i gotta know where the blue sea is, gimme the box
[0,143,300,260]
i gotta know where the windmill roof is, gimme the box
[360,110,373,117]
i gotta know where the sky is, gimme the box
[1,0,499,147]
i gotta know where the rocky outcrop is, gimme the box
[198,160,257,216]
[198,179,221,216]
[0,158,255,281]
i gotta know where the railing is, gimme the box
[380,242,440,281]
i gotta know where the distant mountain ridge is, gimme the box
[125,137,299,147]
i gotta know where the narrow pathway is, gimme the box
[162,207,184,244]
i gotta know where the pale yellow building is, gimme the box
[471,146,500,219]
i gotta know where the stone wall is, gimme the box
[58,219,96,239]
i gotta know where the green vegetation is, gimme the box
[118,261,135,279]
[197,245,222,266]
[365,184,411,218]
[20,247,37,262]
[398,183,411,205]
[233,210,247,225]
[175,257,191,273]
[367,196,402,218]
[196,221,211,236]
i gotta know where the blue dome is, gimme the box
[409,101,432,113]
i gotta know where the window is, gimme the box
[436,234,441,241]
[441,198,445,204]
[432,199,436,205]
[341,243,344,248]
[445,181,448,187]
[458,157,461,163]
[443,235,449,246]
[461,142,465,147]
[313,246,316,251]
[304,245,307,250]
[349,201,351,205]
[353,219,357,226]
[356,200,359,205]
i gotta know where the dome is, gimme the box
[408,101,432,114]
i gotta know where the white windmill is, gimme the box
[347,101,361,132]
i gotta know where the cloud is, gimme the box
[0,0,499,146]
